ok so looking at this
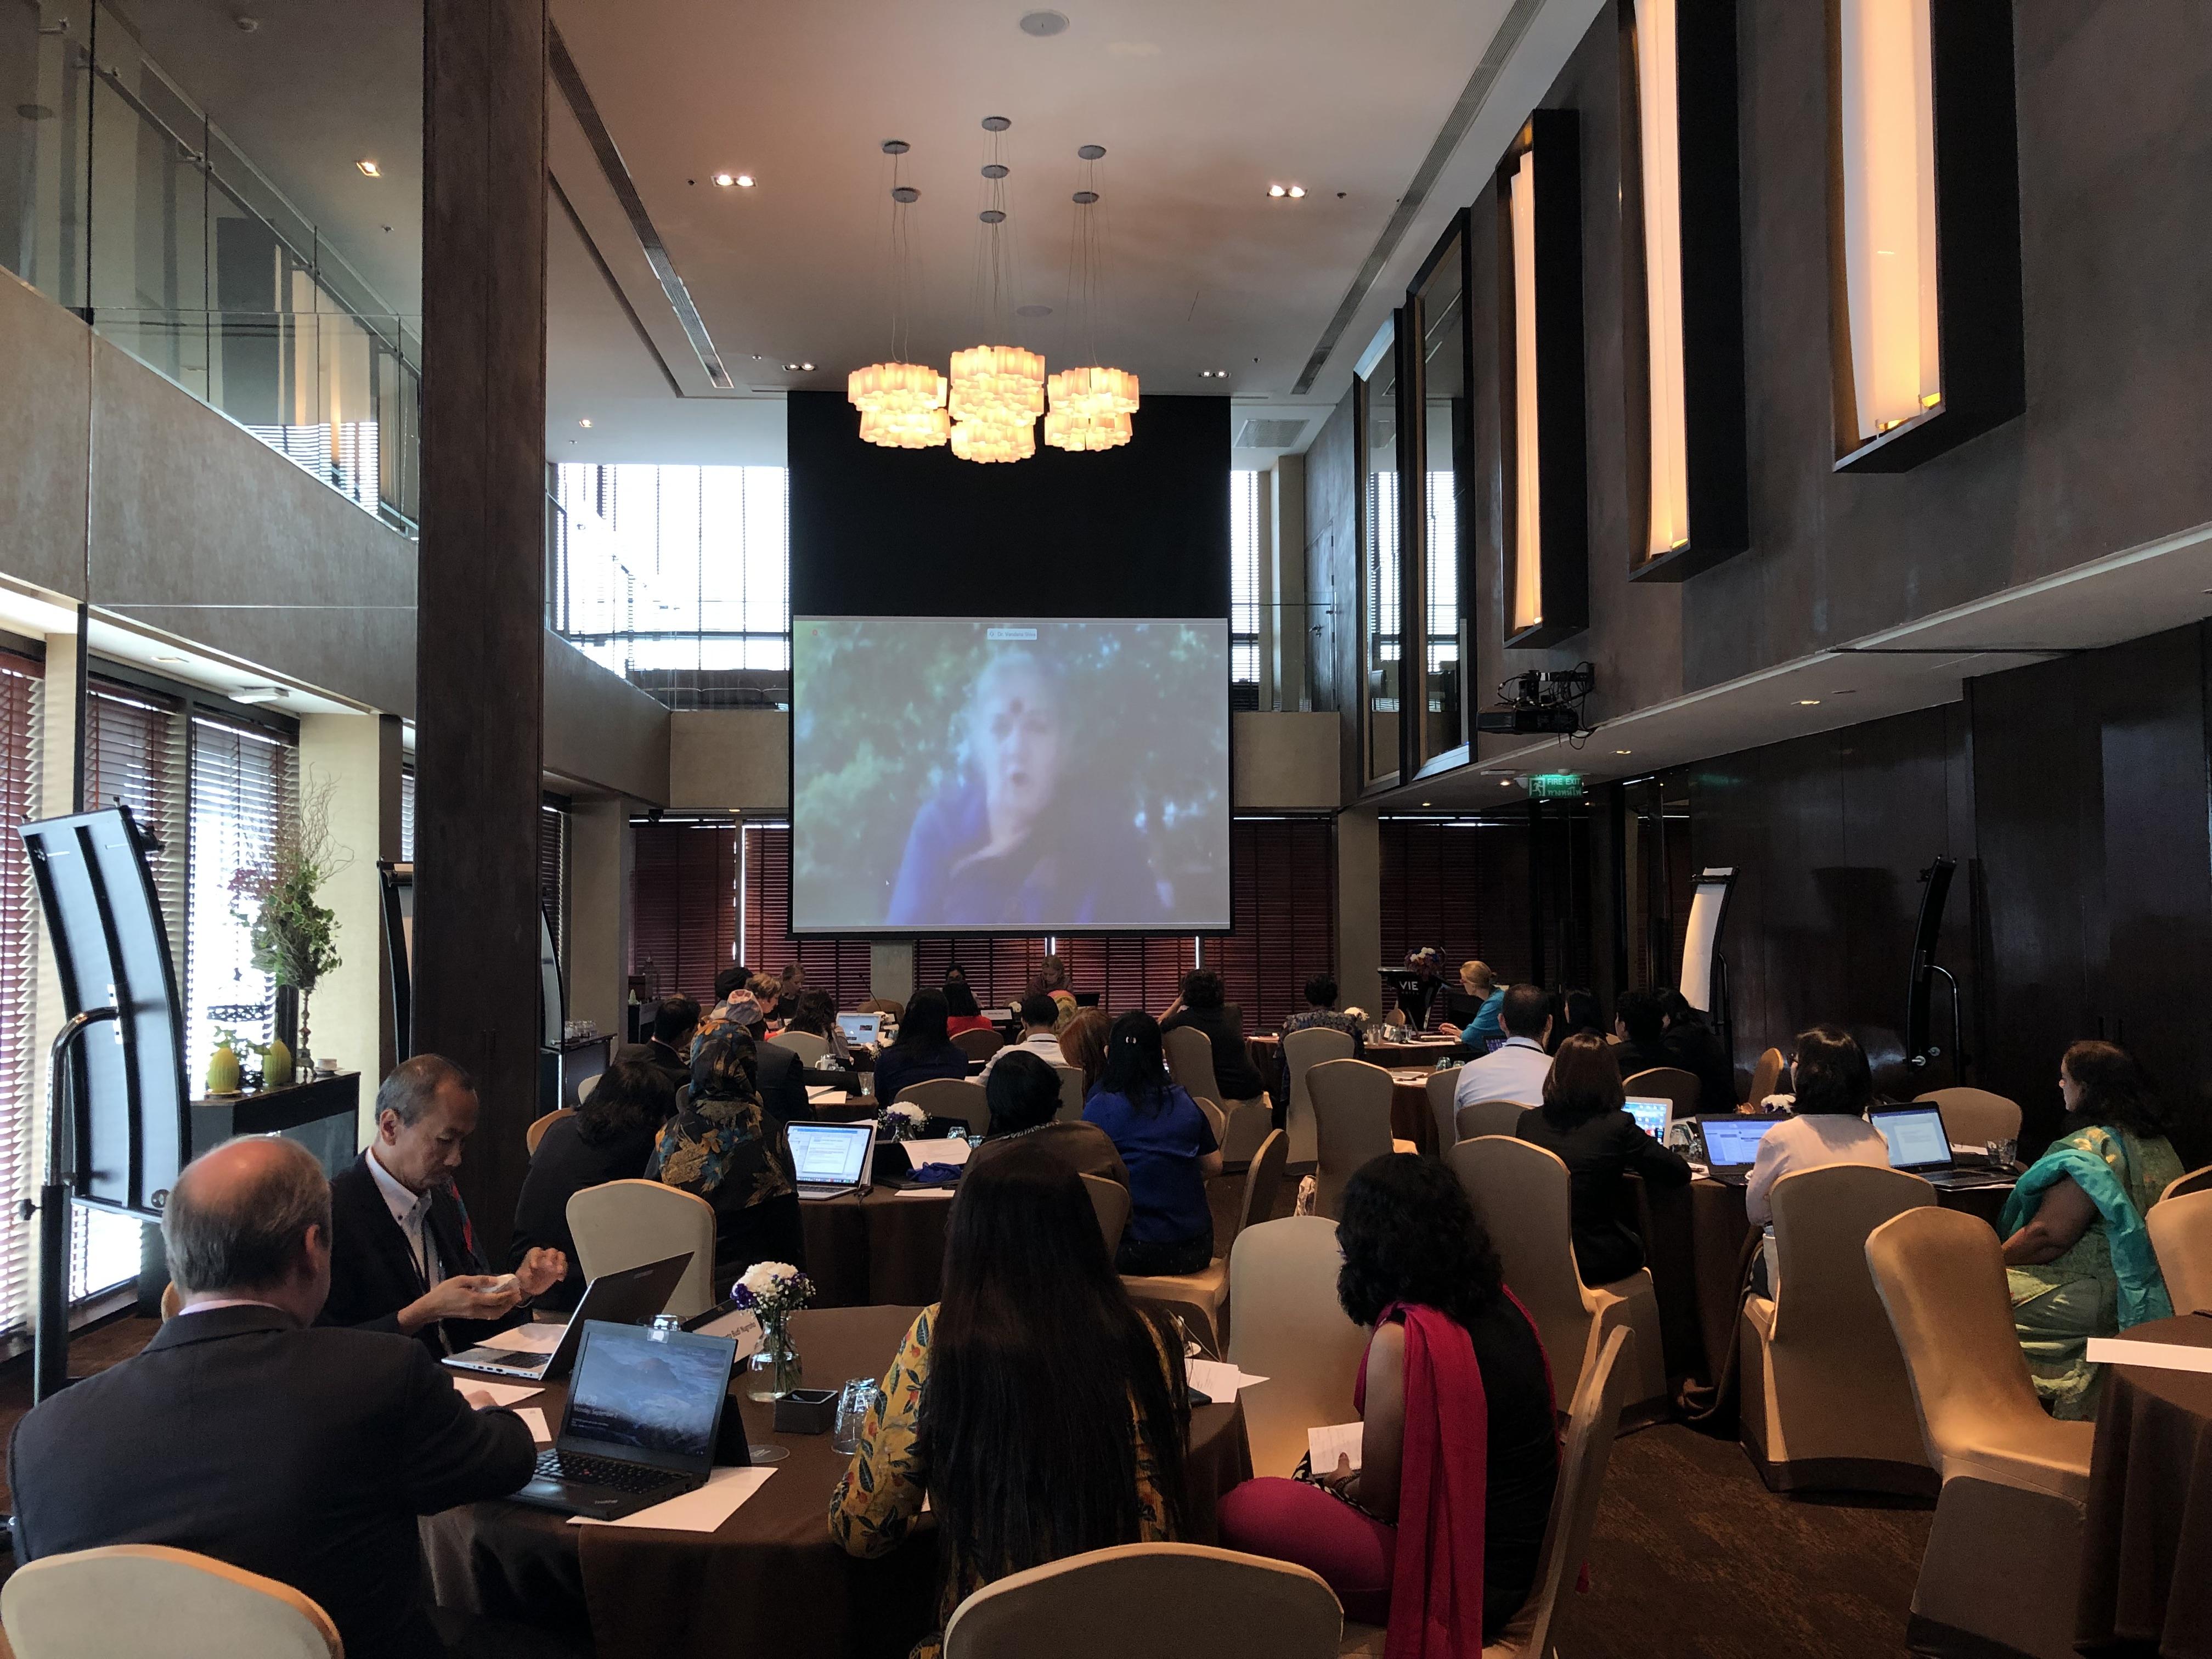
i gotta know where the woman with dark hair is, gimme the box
[1655,988,1736,1111]
[1742,1026,1893,1294]
[1159,968,1268,1104]
[1515,1032,1692,1288]
[1218,1154,1560,1647]
[788,987,853,1066]
[1549,988,1606,1054]
[975,1049,1127,1184]
[1058,1007,1111,1097]
[648,1031,805,1280]
[774,962,806,1022]
[942,977,996,1039]
[1083,1013,1222,1274]
[872,990,973,1107]
[509,1058,672,1308]
[831,1143,1190,1659]
[2001,1040,2183,1418]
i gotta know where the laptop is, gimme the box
[786,1119,877,1200]
[1868,1103,2016,1189]
[836,1011,882,1047]
[443,1252,693,1381]
[508,1320,739,1520]
[1696,1114,1787,1184]
[1625,1096,1672,1141]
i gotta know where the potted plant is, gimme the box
[227,772,347,1076]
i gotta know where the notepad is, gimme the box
[568,1465,776,1531]
[2086,1337,2212,1375]
[1308,1422,1364,1473]
[901,1137,973,1169]
[1187,1359,1268,1401]
[516,1407,552,1443]
[452,1376,540,1408]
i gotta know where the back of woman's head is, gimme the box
[898,990,951,1048]
[713,965,749,1001]
[1561,988,1604,1035]
[1791,1025,1872,1115]
[985,1050,1063,1137]
[577,1058,674,1144]
[780,962,804,991]
[746,972,780,1006]
[1098,1012,1170,1109]
[943,978,983,1018]
[1336,1153,1504,1329]
[791,988,838,1036]
[926,1143,1186,1578]
[689,1030,759,1100]
[1541,1033,1623,1126]
[1060,1008,1110,1088]
[2063,1040,2165,1136]
[1180,969,1226,1011]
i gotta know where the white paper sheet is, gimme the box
[901,1137,973,1169]
[517,1407,553,1443]
[1186,1359,1268,1401]
[689,1307,763,1357]
[806,1086,849,1105]
[1308,1422,1364,1474]
[2087,1336,2212,1375]
[894,1186,957,1199]
[568,1466,776,1531]
[453,1377,540,1408]
[491,1322,569,1355]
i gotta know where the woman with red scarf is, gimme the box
[1218,1155,1559,1654]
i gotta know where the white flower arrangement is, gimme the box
[731,1260,813,1319]
[1344,1006,1368,1023]
[876,1100,927,1141]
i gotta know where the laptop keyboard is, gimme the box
[534,1449,684,1496]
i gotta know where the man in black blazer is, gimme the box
[613,994,701,1096]
[323,1054,566,1356]
[10,1136,537,1659]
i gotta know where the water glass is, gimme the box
[833,1378,883,1455]
[1985,1137,2018,1170]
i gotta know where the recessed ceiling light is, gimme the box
[711,172,736,188]
[578,419,592,428]
[784,362,814,373]
[1286,185,1306,199]
[1267,184,1286,198]
[1019,9,1070,36]
[1014,303,1053,318]
[1500,778,1516,787]
[1199,369,1229,379]
[1797,698,1822,706]
[735,173,755,188]
[1615,748,1632,755]
[355,159,380,177]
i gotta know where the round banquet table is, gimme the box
[797,1190,953,1310]
[2075,1313,2212,1658]
[424,1304,1254,1659]
[1386,1069,1440,1156]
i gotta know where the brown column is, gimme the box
[415,0,547,1262]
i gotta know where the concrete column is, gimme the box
[297,712,401,1137]
[1335,804,1382,1020]
[871,943,915,1009]
[568,796,634,1041]
[1272,455,1310,712]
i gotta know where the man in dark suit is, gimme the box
[749,1030,810,1128]
[323,1054,566,1356]
[10,1136,537,1659]
[614,994,701,1096]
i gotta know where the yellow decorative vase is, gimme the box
[263,1037,295,1088]
[205,1043,241,1096]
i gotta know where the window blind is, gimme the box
[1379,816,1532,1025]
[629,822,736,1005]
[1212,818,1337,1029]
[0,653,42,1338]
[187,714,295,1085]
[738,824,873,1006]
[539,803,568,964]
[399,765,415,862]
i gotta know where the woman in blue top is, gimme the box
[872,991,974,1110]
[1084,1013,1222,1276]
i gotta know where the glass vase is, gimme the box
[746,1307,803,1401]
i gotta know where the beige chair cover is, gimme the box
[952,1028,1005,1063]
[1164,1026,1270,1171]
[768,1029,830,1066]
[525,1107,573,1156]
[945,1542,1341,1659]
[1739,1164,1937,1492]
[1,1543,341,1659]
[1124,1131,1289,1348]
[1620,1065,1701,1121]
[1163,1025,1224,1103]
[2160,1163,2212,1202]
[1227,1216,1368,1478]
[1454,1098,1529,1144]
[1280,1026,1354,1165]
[2148,1188,2212,1314]
[1746,1047,1785,1109]
[1081,1173,1132,1255]
[577,1071,602,1105]
[898,1077,991,1134]
[859,997,906,1024]
[566,1178,718,1319]
[1052,1063,1086,1123]
[1306,1060,1403,1219]
[1911,1087,2022,1147]
[1425,1068,1462,1152]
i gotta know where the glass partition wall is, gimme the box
[1409,219,1471,770]
[1356,318,1402,788]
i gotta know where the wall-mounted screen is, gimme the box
[791,617,1231,933]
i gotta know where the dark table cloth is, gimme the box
[798,1191,953,1310]
[426,1304,1252,1659]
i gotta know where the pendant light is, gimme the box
[849,140,948,448]
[949,117,1044,461]
[1045,146,1138,452]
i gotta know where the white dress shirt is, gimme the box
[1452,1036,1554,1110]
[1743,1112,1895,1294]
[980,1031,1065,1079]
[366,1145,441,1289]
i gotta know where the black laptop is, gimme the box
[443,1252,693,1382]
[1868,1103,2016,1189]
[507,1321,738,1520]
[1695,1113,1789,1185]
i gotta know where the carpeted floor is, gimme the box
[0,1311,161,1513]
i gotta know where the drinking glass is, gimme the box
[833,1378,883,1455]
[1985,1137,2018,1170]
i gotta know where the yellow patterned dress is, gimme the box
[827,1305,1184,1659]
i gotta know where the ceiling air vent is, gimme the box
[1234,419,1309,449]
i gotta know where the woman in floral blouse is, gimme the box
[829,1142,1190,1659]
[647,1030,805,1281]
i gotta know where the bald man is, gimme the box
[9,1137,536,1659]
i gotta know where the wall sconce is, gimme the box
[1498,110,1587,648]
[1627,0,1747,580]
[1830,0,2022,472]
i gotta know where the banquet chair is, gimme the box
[2160,1163,2212,1201]
[576,1071,602,1105]
[953,1028,1004,1063]
[1081,1173,1131,1255]
[0,1543,340,1659]
[2147,1189,2212,1313]
[1865,1207,2094,1659]
[1052,1063,1086,1122]
[859,997,906,1024]
[1745,1046,1785,1109]
[1280,1026,1353,1165]
[768,1029,830,1066]
[1454,1098,1530,1144]
[898,1077,991,1135]
[944,1543,1341,1659]
[1306,1060,1415,1219]
[567,1180,718,1319]
[1912,1087,2022,1148]
[1194,1097,1228,1148]
[1739,1165,1938,1494]
[1123,1130,1289,1349]
[1227,1216,1368,1478]
[1621,1065,1701,1122]
[1164,1026,1271,1172]
[1424,1067,1462,1151]
[1340,1327,1635,1658]
[525,1107,572,1156]
[1449,1136,1666,1420]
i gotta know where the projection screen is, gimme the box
[791,617,1231,933]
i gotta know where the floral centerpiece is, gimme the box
[733,1261,814,1399]
[875,1100,927,1142]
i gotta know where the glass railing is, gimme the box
[1,0,420,536]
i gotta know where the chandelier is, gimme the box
[949,343,1046,425]
[849,142,947,449]
[950,413,1037,464]
[1043,157,1138,452]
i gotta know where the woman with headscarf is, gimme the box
[648,1030,806,1280]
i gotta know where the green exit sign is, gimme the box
[1527,773,1585,799]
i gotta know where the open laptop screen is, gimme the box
[787,1120,874,1186]
[1625,1097,1671,1140]
[1700,1116,1781,1167]
[1871,1105,1952,1170]
[836,1012,881,1046]
[561,1323,727,1463]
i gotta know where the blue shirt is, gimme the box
[1470,988,1507,1041]
[1084,1083,1219,1245]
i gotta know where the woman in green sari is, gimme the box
[1999,1041,2183,1419]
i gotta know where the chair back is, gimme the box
[1305,1059,1396,1219]
[768,1029,830,1066]
[943,1542,1341,1659]
[1,1543,340,1659]
[1621,1065,1701,1121]
[1227,1217,1368,1477]
[2148,1189,2212,1315]
[1747,1046,1785,1107]
[577,1070,602,1105]
[1194,1097,1228,1148]
[1454,1098,1528,1143]
[1163,1026,1225,1104]
[526,1107,573,1156]
[1238,1130,1289,1234]
[566,1178,718,1318]
[1506,1327,1635,1658]
[1081,1173,1131,1254]
[1052,1063,1086,1123]
[1912,1087,2022,1147]
[898,1077,991,1134]
[1768,1164,1937,1343]
[859,997,906,1023]
[1449,1135,1594,1399]
[1279,1026,1353,1164]
[2164,1164,2212,1202]
[1425,1068,1462,1152]
[1863,1206,2057,1478]
[953,1028,1005,1063]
